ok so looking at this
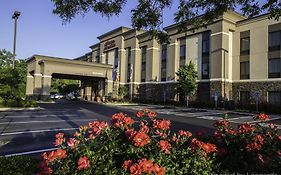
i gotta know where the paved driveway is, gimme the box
[0,100,280,156]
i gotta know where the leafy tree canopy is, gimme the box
[52,0,281,41]
[176,61,198,96]
[0,49,27,102]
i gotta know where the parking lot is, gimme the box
[0,100,280,156]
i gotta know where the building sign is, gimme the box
[104,40,116,51]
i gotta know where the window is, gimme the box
[179,39,186,67]
[202,63,209,79]
[114,48,119,69]
[126,47,132,82]
[105,52,109,64]
[240,37,250,55]
[268,91,281,106]
[141,46,147,82]
[268,58,281,78]
[240,91,250,104]
[96,49,100,63]
[240,61,250,79]
[201,32,210,79]
[202,38,210,54]
[269,31,281,50]
[161,45,167,81]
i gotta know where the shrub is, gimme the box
[38,110,217,175]
[212,113,281,173]
[0,156,39,175]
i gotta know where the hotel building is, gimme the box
[26,11,281,107]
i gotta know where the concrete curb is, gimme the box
[0,107,43,112]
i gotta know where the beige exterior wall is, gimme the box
[29,11,281,104]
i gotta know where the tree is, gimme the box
[51,0,280,41]
[176,61,198,107]
[0,50,27,103]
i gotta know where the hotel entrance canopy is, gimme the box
[26,55,113,99]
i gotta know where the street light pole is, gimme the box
[12,11,21,69]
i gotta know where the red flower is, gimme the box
[88,121,109,135]
[139,122,150,133]
[111,113,135,127]
[77,157,90,170]
[123,160,133,170]
[139,159,154,174]
[254,134,264,144]
[214,120,230,128]
[54,132,65,146]
[171,135,180,143]
[246,142,262,151]
[155,130,168,138]
[153,164,165,175]
[42,149,67,163]
[136,111,144,118]
[55,149,67,159]
[268,123,277,130]
[191,138,217,153]
[147,111,157,118]
[238,123,256,133]
[129,164,142,175]
[153,119,170,130]
[178,130,192,138]
[158,140,172,154]
[278,135,281,141]
[67,138,79,149]
[254,113,270,121]
[55,137,65,147]
[125,129,137,141]
[55,133,64,139]
[132,132,150,147]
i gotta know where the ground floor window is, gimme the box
[240,91,250,104]
[268,91,281,106]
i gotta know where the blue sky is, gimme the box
[0,0,179,59]
[0,0,267,60]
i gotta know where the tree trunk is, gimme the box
[186,94,189,107]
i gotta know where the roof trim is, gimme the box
[97,26,131,40]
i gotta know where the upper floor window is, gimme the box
[96,49,100,63]
[114,48,119,69]
[141,46,147,82]
[268,58,281,78]
[269,31,281,51]
[105,52,109,64]
[202,32,210,55]
[179,39,186,67]
[240,61,250,79]
[240,37,250,55]
[126,47,132,82]
[161,45,167,81]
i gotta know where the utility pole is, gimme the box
[12,11,21,69]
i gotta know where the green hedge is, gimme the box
[0,156,39,175]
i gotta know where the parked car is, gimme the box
[50,93,64,99]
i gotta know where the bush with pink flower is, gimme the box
[37,111,281,174]
[37,110,217,175]
[212,113,281,173]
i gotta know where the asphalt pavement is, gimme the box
[0,100,280,157]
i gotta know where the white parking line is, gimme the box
[0,119,97,125]
[0,128,78,136]
[3,147,58,157]
[2,114,78,118]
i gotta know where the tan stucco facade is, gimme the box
[27,11,281,105]
[26,55,112,100]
